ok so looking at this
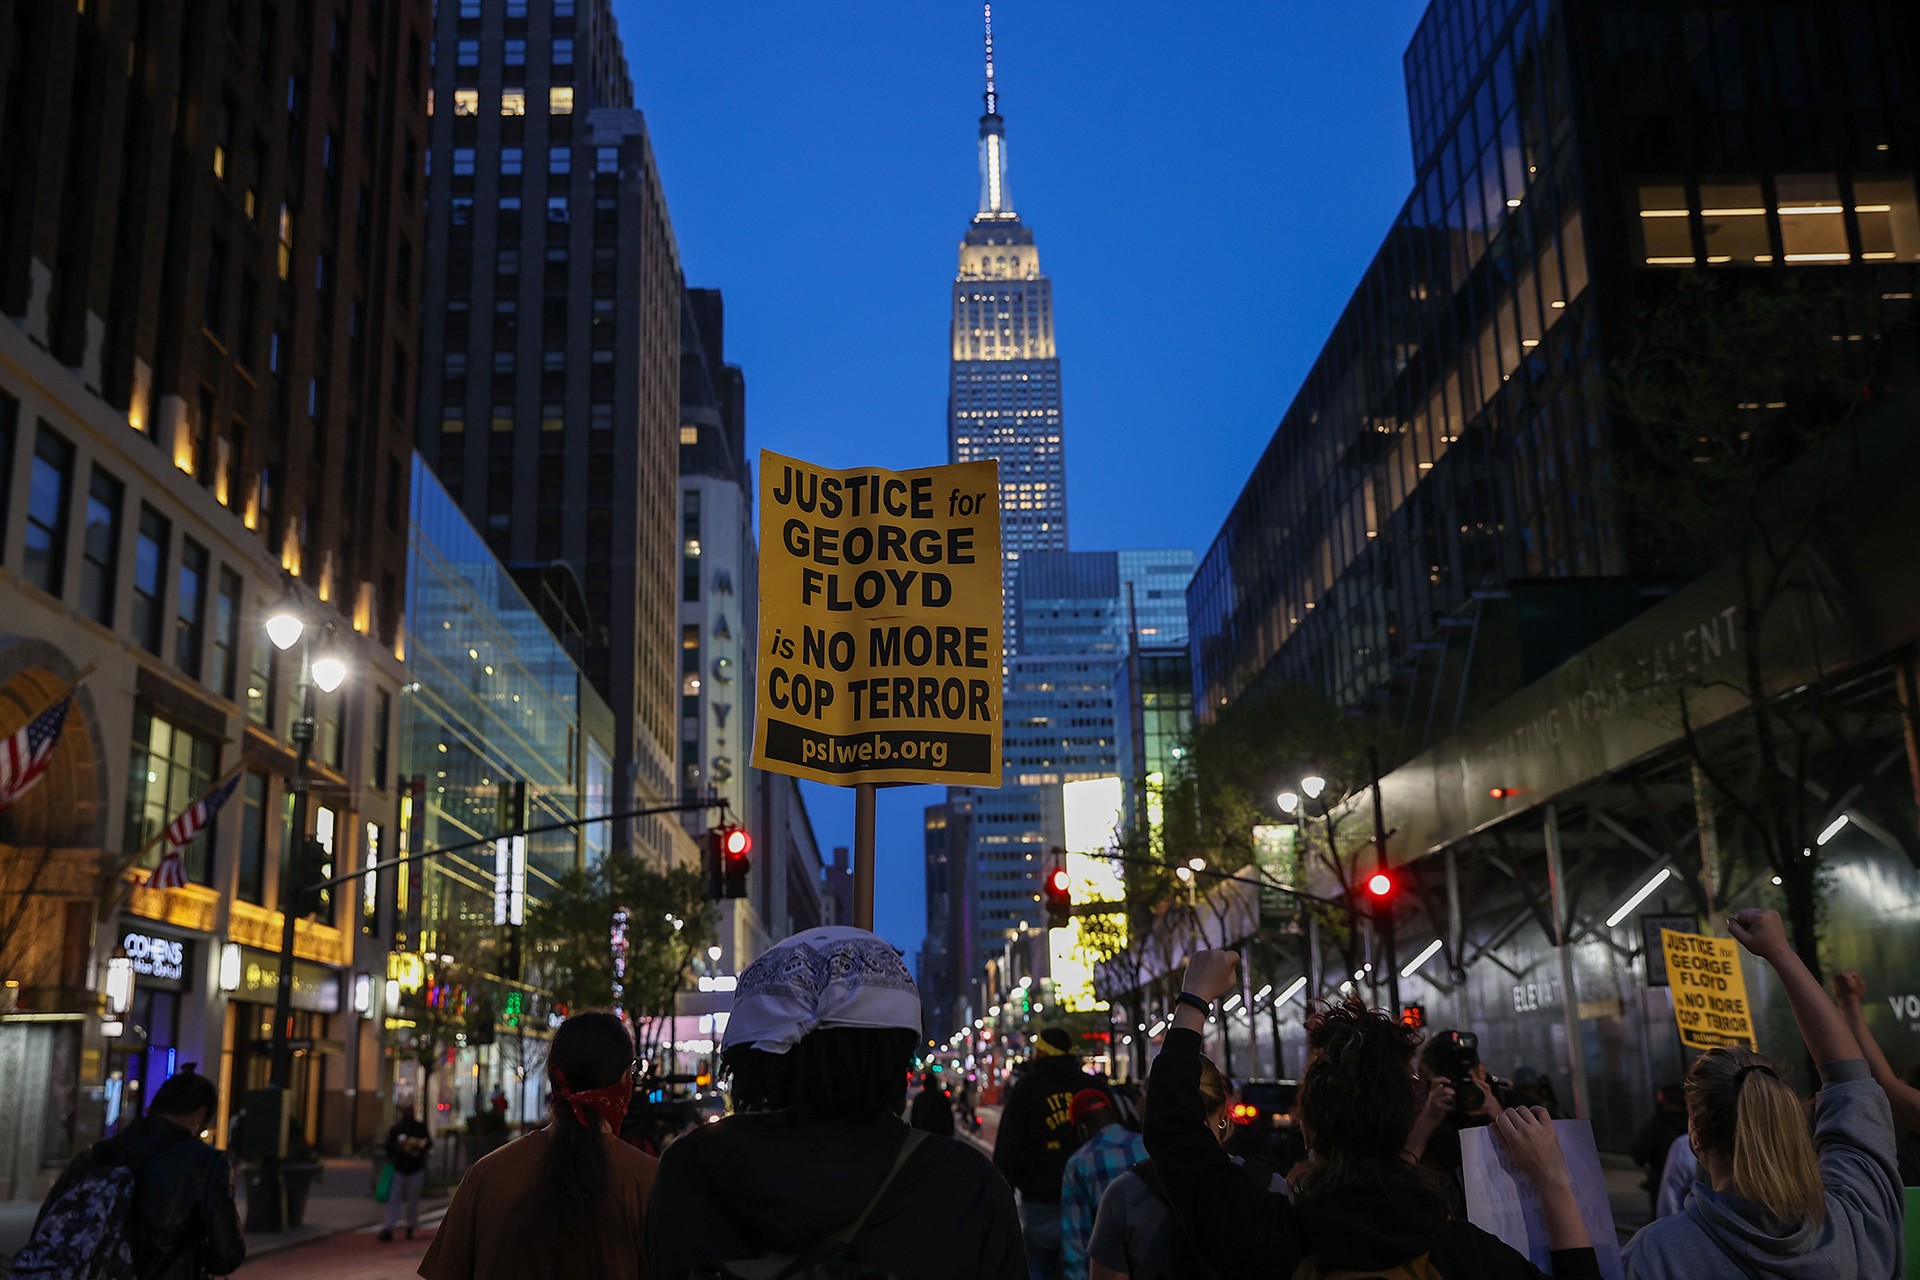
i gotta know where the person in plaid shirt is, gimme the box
[1060,1089,1147,1280]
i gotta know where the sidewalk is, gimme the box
[0,1157,452,1267]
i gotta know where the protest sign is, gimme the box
[1463,1119,1623,1280]
[1660,927,1758,1050]
[754,450,1003,787]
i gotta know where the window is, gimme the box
[1778,175,1849,264]
[550,86,574,115]
[498,247,520,275]
[501,147,522,176]
[1855,176,1920,262]
[276,203,294,279]
[553,38,573,65]
[210,569,242,699]
[237,772,269,905]
[24,426,74,596]
[547,196,569,223]
[80,467,123,626]
[452,147,475,176]
[248,624,274,727]
[681,425,699,445]
[176,539,208,679]
[453,87,479,116]
[505,39,526,67]
[124,710,218,887]
[456,39,478,67]
[132,505,169,653]
[362,821,382,933]
[1635,182,1694,266]
[549,146,570,175]
[595,146,619,174]
[372,689,391,788]
[237,275,259,368]
[501,88,525,116]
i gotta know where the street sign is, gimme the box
[1659,928,1758,1050]
[753,450,1003,787]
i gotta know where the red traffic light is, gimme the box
[1366,871,1394,898]
[1048,868,1070,894]
[1489,787,1516,799]
[723,827,752,858]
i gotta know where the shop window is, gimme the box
[1854,176,1920,262]
[124,710,218,885]
[1636,183,1695,266]
[1777,174,1848,264]
[1700,180,1770,265]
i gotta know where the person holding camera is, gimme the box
[1406,1029,1523,1211]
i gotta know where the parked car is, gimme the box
[1226,1078,1304,1168]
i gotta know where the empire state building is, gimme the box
[948,6,1065,655]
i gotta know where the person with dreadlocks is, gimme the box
[420,1010,656,1279]
[645,925,1025,1279]
[1143,949,1601,1280]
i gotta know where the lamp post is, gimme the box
[252,594,346,1232]
[1279,764,1399,1016]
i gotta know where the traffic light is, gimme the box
[293,838,332,918]
[1044,865,1072,929]
[718,825,752,898]
[1365,870,1394,900]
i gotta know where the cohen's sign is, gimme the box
[121,930,188,983]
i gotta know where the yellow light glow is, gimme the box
[1700,207,1766,217]
[173,436,195,475]
[1638,209,1690,218]
[1784,253,1851,262]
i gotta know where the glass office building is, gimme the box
[1189,0,1919,724]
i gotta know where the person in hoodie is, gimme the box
[646,925,1025,1280]
[1622,908,1904,1280]
[910,1070,957,1136]
[996,1026,1108,1279]
[1145,949,1601,1280]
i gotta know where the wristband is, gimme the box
[1174,991,1212,1016]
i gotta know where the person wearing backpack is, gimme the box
[645,925,1026,1280]
[14,1069,243,1280]
[995,1026,1108,1279]
[1087,1052,1280,1280]
[1144,949,1601,1280]
[420,1010,658,1279]
[1620,909,1904,1280]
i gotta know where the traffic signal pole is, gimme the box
[1368,746,1400,1018]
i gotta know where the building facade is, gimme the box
[419,0,687,867]
[946,13,1066,654]
[0,0,431,1193]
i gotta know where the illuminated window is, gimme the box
[681,425,699,444]
[550,86,575,115]
[500,88,525,117]
[1636,183,1694,266]
[1854,176,1920,262]
[453,88,479,116]
[1699,180,1769,264]
[1777,175,1848,264]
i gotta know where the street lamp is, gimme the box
[253,585,348,1232]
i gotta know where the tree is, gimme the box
[523,857,715,1067]
[1608,271,1911,977]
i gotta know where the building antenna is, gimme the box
[983,3,997,117]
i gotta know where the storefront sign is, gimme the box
[120,929,191,986]
[233,947,341,1014]
[1660,928,1756,1050]
[754,450,1003,786]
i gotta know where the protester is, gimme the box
[378,1101,432,1243]
[1087,1053,1282,1280]
[1060,1089,1147,1280]
[421,1011,657,1279]
[911,1071,958,1136]
[1830,969,1920,1186]
[646,925,1025,1279]
[489,1083,509,1115]
[957,1072,982,1131]
[1410,1026,1521,1208]
[1621,909,1903,1279]
[1652,1133,1696,1219]
[1629,1084,1690,1215]
[15,1070,244,1280]
[995,1026,1107,1279]
[1145,949,1599,1280]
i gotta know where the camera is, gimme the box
[1426,1030,1485,1117]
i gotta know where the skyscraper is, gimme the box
[947,5,1065,654]
[420,0,687,866]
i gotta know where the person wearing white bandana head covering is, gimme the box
[646,927,1027,1280]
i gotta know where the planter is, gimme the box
[281,1162,324,1229]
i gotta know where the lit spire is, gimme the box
[976,3,1014,219]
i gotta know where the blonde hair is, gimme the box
[1686,1047,1824,1229]
[1198,1054,1230,1119]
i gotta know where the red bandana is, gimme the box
[551,1067,630,1134]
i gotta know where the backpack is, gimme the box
[7,1130,185,1280]
[709,1129,929,1280]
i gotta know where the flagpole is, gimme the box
[3,662,96,728]
[113,758,252,882]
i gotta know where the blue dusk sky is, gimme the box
[619,2,1429,961]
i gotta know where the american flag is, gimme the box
[0,696,74,815]
[149,773,243,891]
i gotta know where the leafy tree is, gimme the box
[1607,271,1909,976]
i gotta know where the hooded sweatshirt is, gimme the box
[645,1108,1025,1280]
[1143,1026,1601,1280]
[994,1054,1107,1203]
[1622,1059,1903,1280]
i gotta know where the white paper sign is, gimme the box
[1462,1118,1623,1280]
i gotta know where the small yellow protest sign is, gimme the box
[1660,928,1758,1050]
[753,450,1003,787]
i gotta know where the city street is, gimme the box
[236,1216,442,1280]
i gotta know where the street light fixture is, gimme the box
[265,609,306,652]
[1187,857,1205,872]
[1276,791,1300,815]
[1301,775,1327,800]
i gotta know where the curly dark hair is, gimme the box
[1292,995,1430,1203]
[724,1026,919,1121]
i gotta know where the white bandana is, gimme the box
[723,926,921,1055]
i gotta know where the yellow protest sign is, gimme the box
[753,450,1003,787]
[1660,928,1758,1050]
